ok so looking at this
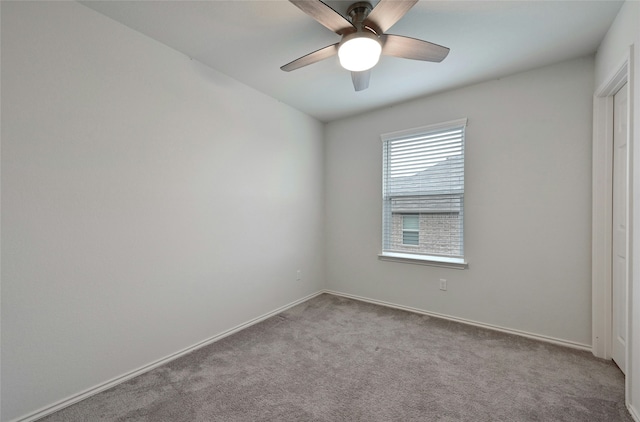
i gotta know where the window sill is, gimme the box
[378,252,468,269]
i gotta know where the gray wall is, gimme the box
[325,57,594,347]
[1,1,623,421]
[1,2,325,420]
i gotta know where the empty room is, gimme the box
[2,0,640,421]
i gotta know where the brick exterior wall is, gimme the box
[390,212,462,256]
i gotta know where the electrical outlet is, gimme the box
[439,279,447,291]
[297,270,301,281]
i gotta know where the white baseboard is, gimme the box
[324,289,592,352]
[11,289,597,422]
[629,404,640,422]
[11,291,324,422]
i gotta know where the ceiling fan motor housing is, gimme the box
[341,1,380,51]
[348,2,380,34]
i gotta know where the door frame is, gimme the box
[592,49,631,396]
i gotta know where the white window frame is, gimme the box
[378,118,468,269]
[402,214,420,246]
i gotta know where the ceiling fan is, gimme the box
[280,0,450,92]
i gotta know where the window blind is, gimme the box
[382,119,466,259]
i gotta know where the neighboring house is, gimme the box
[385,155,463,257]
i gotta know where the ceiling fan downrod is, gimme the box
[347,2,375,33]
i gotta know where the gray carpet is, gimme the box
[39,293,631,421]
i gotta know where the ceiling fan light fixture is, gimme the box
[338,32,382,72]
[282,0,449,91]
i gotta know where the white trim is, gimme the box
[380,117,468,141]
[325,290,591,351]
[592,92,615,359]
[629,404,640,422]
[378,252,468,269]
[596,56,630,97]
[9,291,324,422]
[592,52,630,361]
[628,42,638,415]
[9,288,607,422]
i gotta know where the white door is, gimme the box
[612,82,628,374]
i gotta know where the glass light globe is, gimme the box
[338,34,382,72]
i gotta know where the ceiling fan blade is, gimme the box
[290,0,356,35]
[351,70,371,91]
[364,0,418,34]
[381,34,450,62]
[281,43,339,72]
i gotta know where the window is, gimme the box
[380,119,467,268]
[402,214,419,245]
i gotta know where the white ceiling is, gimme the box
[80,0,623,122]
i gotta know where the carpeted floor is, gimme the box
[39,293,631,421]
